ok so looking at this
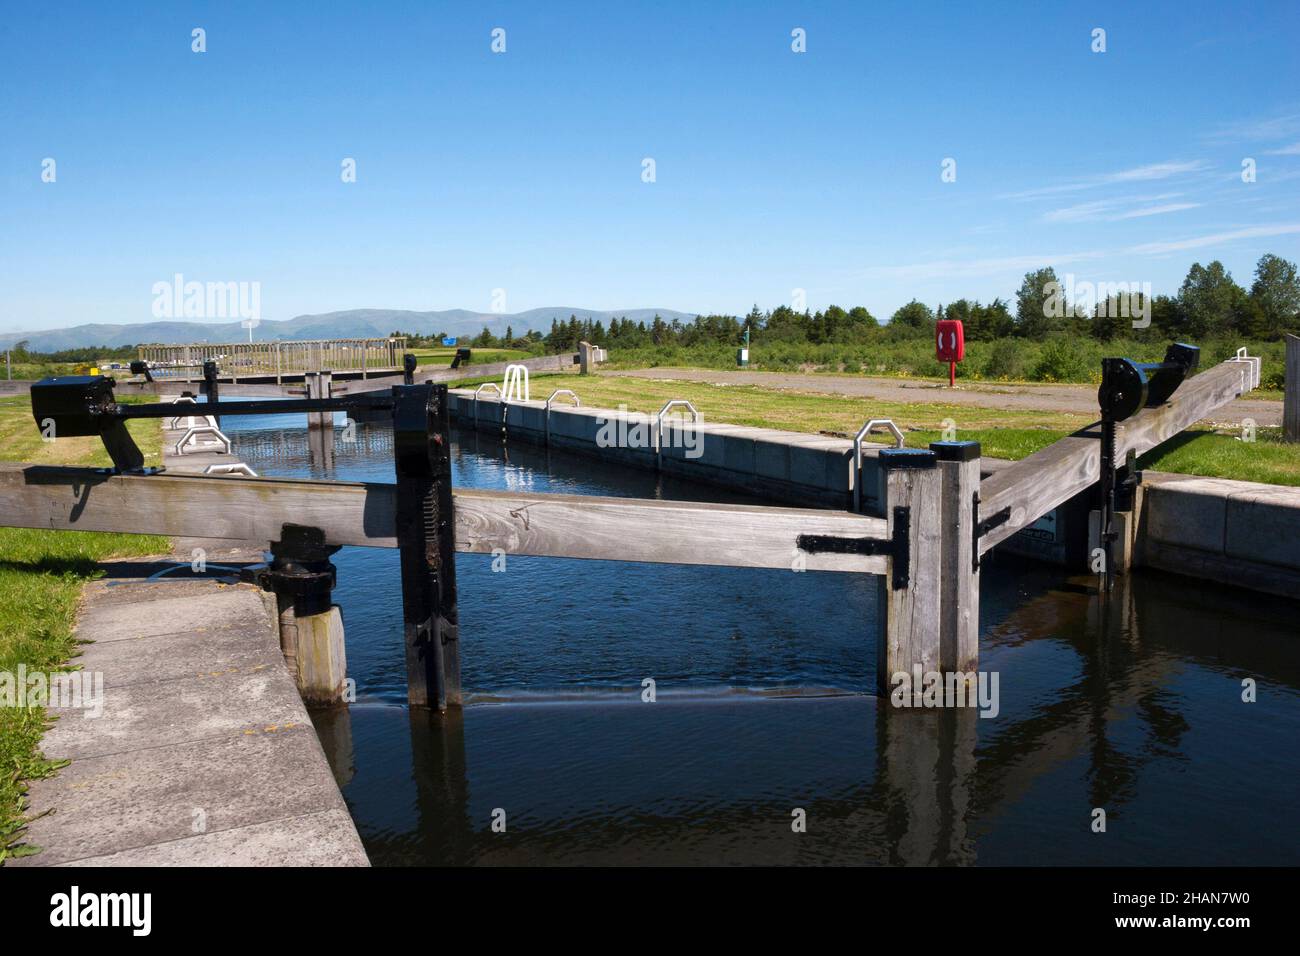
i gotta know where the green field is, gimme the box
[0,395,169,861]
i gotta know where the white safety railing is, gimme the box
[174,423,233,457]
[656,399,700,471]
[503,363,530,403]
[853,419,906,513]
[473,381,503,427]
[204,462,259,477]
[1230,346,1261,390]
[544,389,580,445]
[165,395,199,430]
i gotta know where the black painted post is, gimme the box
[403,353,417,386]
[392,382,461,711]
[203,359,221,428]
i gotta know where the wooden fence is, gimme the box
[137,338,407,381]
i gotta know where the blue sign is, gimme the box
[441,337,457,346]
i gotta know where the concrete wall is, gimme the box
[451,389,873,510]
[1137,474,1300,599]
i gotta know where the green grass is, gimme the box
[494,372,1093,441]
[1139,427,1300,485]
[0,394,169,862]
[471,372,1300,484]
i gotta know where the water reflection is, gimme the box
[239,419,1299,866]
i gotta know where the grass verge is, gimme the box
[0,395,168,861]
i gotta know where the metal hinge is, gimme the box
[798,506,911,590]
[971,492,1011,572]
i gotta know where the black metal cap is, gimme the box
[929,440,981,462]
[878,447,936,470]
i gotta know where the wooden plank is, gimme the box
[876,450,943,693]
[932,442,980,675]
[977,359,1251,555]
[1286,333,1299,442]
[0,462,888,573]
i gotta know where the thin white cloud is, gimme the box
[1105,161,1207,183]
[1044,192,1192,223]
[1001,161,1208,201]
[1205,113,1300,143]
[1264,141,1300,156]
[1127,223,1300,256]
[1113,202,1201,220]
[859,250,1106,282]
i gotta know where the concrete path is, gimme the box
[13,405,367,866]
[12,556,368,866]
[607,367,1280,426]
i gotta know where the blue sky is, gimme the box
[3,0,1299,333]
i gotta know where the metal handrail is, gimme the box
[656,399,700,468]
[853,419,905,513]
[473,381,503,428]
[544,389,580,446]
[1231,346,1260,390]
[165,395,198,430]
[204,462,259,477]
[503,363,530,403]
[174,424,232,457]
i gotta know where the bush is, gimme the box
[981,339,1029,380]
[1033,338,1091,382]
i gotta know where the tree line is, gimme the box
[451,251,1299,352]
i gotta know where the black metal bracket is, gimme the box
[971,494,1011,572]
[253,524,339,617]
[798,506,911,589]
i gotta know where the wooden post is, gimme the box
[876,447,942,695]
[393,384,461,711]
[306,371,333,429]
[306,371,334,468]
[266,526,348,707]
[931,441,980,677]
[1286,333,1299,442]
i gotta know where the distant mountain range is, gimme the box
[0,307,699,352]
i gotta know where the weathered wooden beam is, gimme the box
[0,462,888,574]
[932,441,981,676]
[977,358,1252,555]
[876,448,943,694]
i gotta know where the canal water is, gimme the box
[224,414,1300,866]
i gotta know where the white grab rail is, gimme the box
[853,419,906,513]
[544,389,580,445]
[656,399,700,470]
[503,363,530,403]
[204,462,259,477]
[174,423,232,456]
[474,381,503,427]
